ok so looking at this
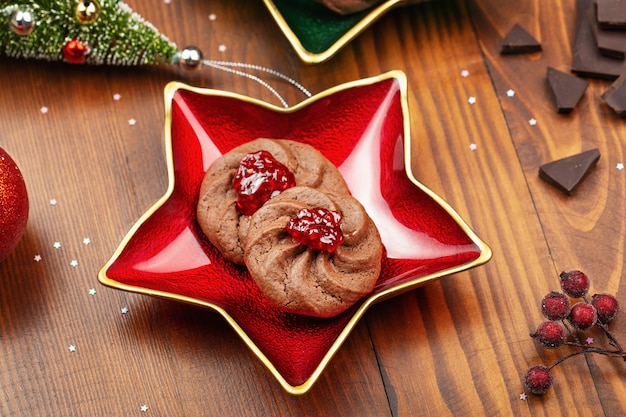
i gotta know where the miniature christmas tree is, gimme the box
[1,0,178,65]
[1,0,310,106]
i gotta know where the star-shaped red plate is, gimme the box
[98,71,491,394]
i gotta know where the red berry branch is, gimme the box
[523,270,624,395]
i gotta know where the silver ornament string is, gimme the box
[205,60,312,104]
[201,60,311,108]
[203,60,289,108]
[174,47,311,108]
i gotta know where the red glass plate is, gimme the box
[98,71,492,394]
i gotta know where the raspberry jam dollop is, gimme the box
[286,207,344,253]
[232,150,296,216]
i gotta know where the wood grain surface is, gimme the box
[1,0,625,415]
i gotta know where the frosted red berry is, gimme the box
[569,302,597,330]
[232,150,296,216]
[559,270,590,298]
[531,321,566,348]
[523,269,624,396]
[286,207,344,253]
[524,365,553,395]
[591,293,619,324]
[541,291,571,321]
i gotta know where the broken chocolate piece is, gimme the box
[572,0,626,79]
[539,149,600,195]
[601,72,626,117]
[547,67,589,113]
[500,24,542,54]
[597,0,626,30]
[588,6,626,59]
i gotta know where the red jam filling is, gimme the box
[232,150,296,216]
[286,207,344,253]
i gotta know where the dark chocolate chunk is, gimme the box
[601,72,626,117]
[588,6,626,59]
[597,0,626,30]
[572,0,626,80]
[547,67,589,113]
[539,149,600,195]
[500,24,542,54]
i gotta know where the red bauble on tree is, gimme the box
[0,148,29,262]
[62,39,89,64]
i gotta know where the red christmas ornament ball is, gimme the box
[0,148,29,262]
[63,39,89,64]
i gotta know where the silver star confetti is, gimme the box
[70,260,79,267]
[53,242,61,249]
[33,254,42,262]
[49,198,57,206]
[128,118,137,126]
[617,163,624,171]
[460,69,469,77]
[469,143,477,151]
[209,13,217,21]
[68,345,77,352]
[528,118,537,126]
[121,307,129,314]
[218,44,227,52]
[519,393,528,401]
[140,405,148,412]
[113,93,121,101]
[89,288,97,296]
[468,96,477,105]
[82,238,91,245]
[40,106,49,114]
[506,89,515,97]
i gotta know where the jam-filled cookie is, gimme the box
[197,138,349,264]
[243,186,383,318]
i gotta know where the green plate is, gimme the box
[263,0,429,64]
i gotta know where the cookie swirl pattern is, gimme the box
[243,187,383,318]
[196,138,349,264]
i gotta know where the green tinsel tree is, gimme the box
[0,0,178,65]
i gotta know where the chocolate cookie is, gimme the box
[243,187,383,318]
[197,138,349,264]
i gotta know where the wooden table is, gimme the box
[1,0,625,415]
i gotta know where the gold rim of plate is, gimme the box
[261,0,421,64]
[97,70,492,395]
